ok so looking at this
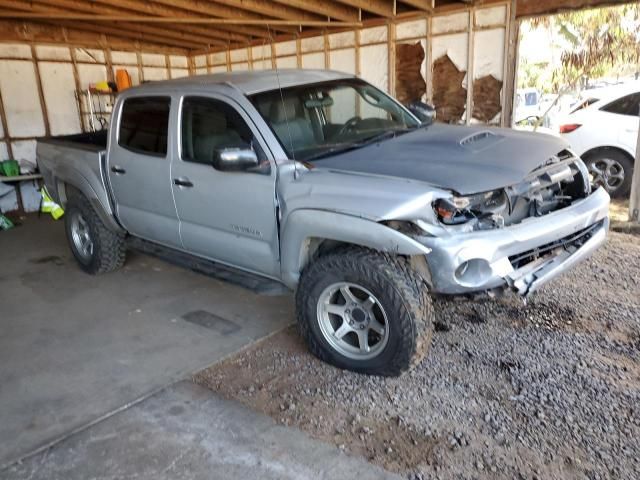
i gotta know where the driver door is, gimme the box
[171,95,280,278]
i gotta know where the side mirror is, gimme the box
[407,101,436,126]
[213,146,259,171]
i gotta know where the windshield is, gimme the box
[249,79,419,162]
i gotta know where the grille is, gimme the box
[509,220,602,269]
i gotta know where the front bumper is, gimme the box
[420,187,610,296]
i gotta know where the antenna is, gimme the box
[267,23,298,179]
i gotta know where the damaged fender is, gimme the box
[279,209,431,289]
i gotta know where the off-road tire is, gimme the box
[296,247,434,376]
[64,193,126,274]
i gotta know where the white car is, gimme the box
[559,83,639,198]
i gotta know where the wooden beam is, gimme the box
[33,18,203,49]
[31,45,51,137]
[35,0,248,44]
[132,0,274,39]
[207,0,323,22]
[333,0,394,17]
[269,0,360,21]
[0,12,362,27]
[400,0,434,11]
[0,19,188,53]
[68,45,85,132]
[0,82,14,159]
[501,0,517,127]
[465,8,474,125]
[147,0,298,34]
[0,2,218,48]
[88,0,255,42]
[387,22,396,96]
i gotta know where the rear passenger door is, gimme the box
[171,95,280,278]
[108,95,181,247]
[600,92,639,153]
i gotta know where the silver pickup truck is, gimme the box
[37,69,610,376]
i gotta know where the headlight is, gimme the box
[432,190,507,225]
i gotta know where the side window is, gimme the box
[119,97,171,156]
[601,93,640,116]
[181,96,263,165]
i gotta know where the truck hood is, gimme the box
[312,124,570,195]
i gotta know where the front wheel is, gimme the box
[296,248,433,376]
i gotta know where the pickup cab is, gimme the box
[37,70,610,376]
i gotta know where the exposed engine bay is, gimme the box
[433,151,591,231]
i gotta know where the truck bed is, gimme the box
[36,130,117,227]
[39,131,108,152]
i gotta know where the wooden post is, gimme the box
[502,0,519,128]
[629,109,640,222]
[136,51,144,83]
[465,9,475,126]
[388,22,396,97]
[165,54,172,79]
[31,45,51,137]
[69,46,85,132]
[0,84,14,159]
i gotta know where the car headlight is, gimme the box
[432,190,507,225]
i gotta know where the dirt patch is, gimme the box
[196,232,640,479]
[472,75,503,124]
[395,42,426,105]
[432,55,466,123]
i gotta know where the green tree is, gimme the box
[532,4,640,89]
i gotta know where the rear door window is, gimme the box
[600,93,640,116]
[119,96,171,156]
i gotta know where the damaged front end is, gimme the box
[431,150,591,231]
[415,151,610,297]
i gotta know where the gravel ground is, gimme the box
[196,231,640,480]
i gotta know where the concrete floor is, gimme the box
[0,215,293,467]
[5,381,400,480]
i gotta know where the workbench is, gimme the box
[0,174,44,213]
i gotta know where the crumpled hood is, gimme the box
[312,124,570,195]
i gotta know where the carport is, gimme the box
[0,0,637,477]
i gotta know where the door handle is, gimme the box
[173,177,194,188]
[111,165,126,174]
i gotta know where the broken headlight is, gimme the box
[433,190,508,225]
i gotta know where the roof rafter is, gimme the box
[33,0,241,45]
[147,0,298,34]
[112,0,272,40]
[206,0,324,22]
[269,0,360,21]
[400,0,435,11]
[0,19,188,53]
[333,0,394,17]
[0,12,362,27]
[0,2,214,49]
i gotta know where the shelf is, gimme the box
[78,90,117,96]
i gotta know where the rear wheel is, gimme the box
[296,247,433,376]
[584,150,633,198]
[65,194,126,274]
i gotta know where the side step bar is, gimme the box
[127,237,290,297]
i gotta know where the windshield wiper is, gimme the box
[305,128,415,162]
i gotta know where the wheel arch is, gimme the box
[581,145,635,164]
[62,182,125,234]
[279,209,432,289]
